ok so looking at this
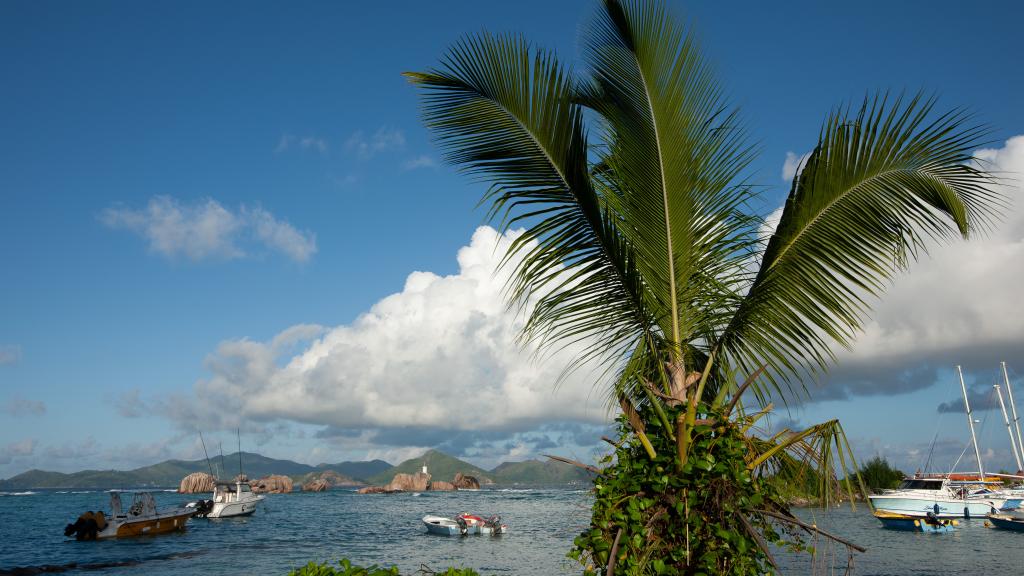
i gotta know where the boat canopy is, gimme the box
[897,479,944,490]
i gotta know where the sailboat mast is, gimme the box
[995,384,1023,471]
[199,432,214,477]
[237,429,244,480]
[1002,362,1024,470]
[958,365,985,480]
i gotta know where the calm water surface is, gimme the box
[2,489,1024,575]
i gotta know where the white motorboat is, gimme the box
[64,491,192,540]
[868,477,1004,518]
[191,479,264,518]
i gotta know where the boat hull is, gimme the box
[207,498,261,518]
[869,495,1000,518]
[987,513,1024,531]
[99,510,192,539]
[423,516,467,536]
[873,511,957,532]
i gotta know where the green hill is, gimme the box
[314,460,392,482]
[490,459,596,485]
[0,452,392,490]
[367,449,492,485]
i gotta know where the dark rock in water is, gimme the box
[453,472,480,490]
[429,480,455,491]
[356,486,394,494]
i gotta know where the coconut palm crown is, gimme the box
[407,0,998,573]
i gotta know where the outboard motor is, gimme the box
[484,515,504,535]
[64,511,105,540]
[191,499,215,518]
[455,515,469,536]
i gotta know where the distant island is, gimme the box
[0,448,595,490]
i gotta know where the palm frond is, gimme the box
[581,0,759,365]
[406,32,658,375]
[718,93,1000,398]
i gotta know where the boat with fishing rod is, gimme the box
[188,430,264,518]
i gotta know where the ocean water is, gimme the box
[2,488,1024,575]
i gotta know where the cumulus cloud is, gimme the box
[101,196,317,263]
[402,155,437,171]
[168,227,610,448]
[0,439,36,465]
[276,134,329,154]
[2,396,46,417]
[782,150,811,181]
[344,127,405,159]
[0,345,21,366]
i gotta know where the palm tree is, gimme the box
[407,0,998,573]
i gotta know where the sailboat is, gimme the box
[869,365,1006,518]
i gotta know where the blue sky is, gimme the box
[2,0,1023,478]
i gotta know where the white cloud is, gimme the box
[172,227,610,436]
[101,196,316,263]
[402,155,437,171]
[2,396,46,417]
[276,134,328,155]
[837,137,1024,364]
[0,345,20,366]
[0,439,36,465]
[782,150,811,181]
[344,127,406,159]
[243,206,318,263]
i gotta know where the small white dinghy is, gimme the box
[423,515,469,536]
[422,513,509,536]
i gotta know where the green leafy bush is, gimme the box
[571,404,807,575]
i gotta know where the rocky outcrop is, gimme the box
[233,474,249,483]
[251,474,293,494]
[357,485,392,494]
[358,471,431,494]
[178,472,215,494]
[385,472,431,492]
[452,473,480,490]
[429,481,456,491]
[303,479,330,492]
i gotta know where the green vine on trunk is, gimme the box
[571,404,808,575]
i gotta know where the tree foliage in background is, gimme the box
[408,0,998,572]
[856,456,906,492]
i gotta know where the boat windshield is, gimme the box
[898,479,943,490]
